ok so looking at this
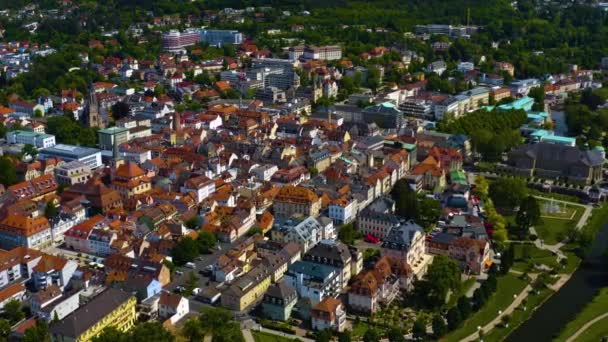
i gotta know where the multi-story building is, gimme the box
[0,247,43,288]
[262,281,298,321]
[303,240,354,290]
[328,196,357,226]
[97,126,129,151]
[381,220,427,268]
[448,237,491,274]
[284,260,341,305]
[221,266,272,311]
[6,130,56,148]
[361,102,404,129]
[111,162,152,199]
[303,46,342,61]
[161,29,201,52]
[356,210,401,239]
[180,175,216,203]
[54,161,92,186]
[39,144,103,169]
[0,214,52,250]
[271,216,323,253]
[8,174,58,201]
[399,98,434,120]
[349,256,413,314]
[31,254,78,291]
[200,29,243,47]
[273,186,321,218]
[311,297,346,332]
[49,288,136,342]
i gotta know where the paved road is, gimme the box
[565,311,608,342]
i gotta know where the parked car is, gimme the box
[185,262,196,269]
[175,270,184,276]
[364,234,380,243]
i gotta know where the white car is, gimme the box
[175,270,184,276]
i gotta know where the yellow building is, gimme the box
[49,288,136,342]
[221,266,272,311]
[111,162,152,200]
[273,185,321,218]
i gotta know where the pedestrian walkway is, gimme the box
[242,329,255,342]
[565,312,608,342]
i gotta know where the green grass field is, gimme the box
[447,277,478,307]
[534,206,583,245]
[510,242,559,272]
[572,316,608,342]
[483,288,554,342]
[443,273,528,342]
[554,288,608,341]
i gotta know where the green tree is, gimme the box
[182,317,204,342]
[130,322,175,342]
[171,237,199,266]
[184,217,200,230]
[446,307,462,331]
[338,330,352,342]
[489,177,528,209]
[4,299,24,324]
[0,319,11,340]
[338,223,360,245]
[0,156,18,185]
[44,201,59,219]
[457,296,472,319]
[92,327,127,342]
[363,328,380,342]
[22,144,38,159]
[197,231,217,254]
[387,328,405,342]
[412,317,426,340]
[111,101,131,120]
[366,66,381,93]
[528,86,545,111]
[418,197,442,231]
[391,179,419,221]
[515,195,541,232]
[432,315,447,338]
[22,320,50,342]
[316,330,332,342]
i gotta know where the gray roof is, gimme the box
[265,281,297,300]
[382,220,424,250]
[49,288,133,338]
[511,142,605,167]
[305,240,351,265]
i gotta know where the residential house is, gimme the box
[273,186,321,218]
[284,260,340,305]
[158,291,189,324]
[311,297,346,332]
[262,281,298,321]
[221,266,272,311]
[0,214,52,250]
[381,220,427,274]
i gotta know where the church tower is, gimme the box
[85,83,104,128]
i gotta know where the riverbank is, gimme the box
[506,204,608,341]
[554,287,608,341]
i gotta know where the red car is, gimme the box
[364,234,380,243]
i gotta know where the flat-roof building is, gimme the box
[39,144,102,169]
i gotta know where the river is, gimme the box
[507,224,608,341]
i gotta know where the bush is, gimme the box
[260,319,296,334]
[529,234,538,241]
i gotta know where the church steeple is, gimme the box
[85,83,104,128]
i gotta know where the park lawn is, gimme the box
[560,246,582,274]
[442,273,528,342]
[483,288,554,342]
[572,316,608,342]
[252,331,296,342]
[510,243,558,273]
[447,277,478,307]
[555,288,608,341]
[534,208,583,245]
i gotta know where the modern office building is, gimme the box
[39,144,103,169]
[200,29,242,47]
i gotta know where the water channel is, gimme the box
[507,224,608,341]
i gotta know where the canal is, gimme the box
[507,224,608,341]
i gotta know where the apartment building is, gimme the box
[6,130,56,148]
[54,161,92,186]
[273,185,321,218]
